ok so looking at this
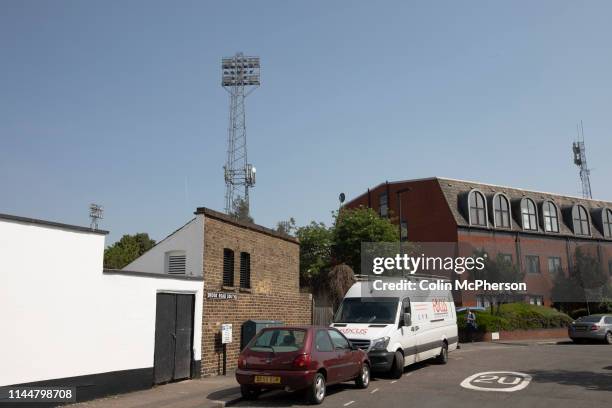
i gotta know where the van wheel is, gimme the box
[390,351,404,379]
[435,342,448,364]
[240,385,260,400]
[355,363,370,389]
[307,373,326,404]
[605,332,612,345]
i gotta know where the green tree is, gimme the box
[230,197,254,224]
[296,222,333,287]
[470,250,525,314]
[331,207,399,275]
[104,233,156,269]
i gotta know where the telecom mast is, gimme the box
[572,121,592,199]
[221,53,260,215]
[89,203,103,230]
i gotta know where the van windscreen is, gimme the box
[333,297,399,324]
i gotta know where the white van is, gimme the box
[331,276,458,378]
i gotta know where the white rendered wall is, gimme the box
[123,215,204,276]
[0,219,203,386]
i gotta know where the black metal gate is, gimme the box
[153,293,195,384]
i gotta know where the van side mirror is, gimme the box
[404,313,412,327]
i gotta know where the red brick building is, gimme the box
[345,177,612,307]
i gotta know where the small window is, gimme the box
[493,194,511,228]
[379,193,388,217]
[477,295,497,308]
[529,296,543,306]
[602,209,612,238]
[240,252,251,289]
[166,251,186,274]
[469,190,487,226]
[400,221,408,242]
[609,260,612,277]
[542,201,559,233]
[223,248,234,287]
[572,205,590,236]
[526,255,540,274]
[521,198,538,231]
[500,253,513,264]
[315,330,334,352]
[548,257,562,275]
[327,330,350,350]
[605,317,612,324]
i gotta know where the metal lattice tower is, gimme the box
[89,203,103,230]
[572,121,592,199]
[221,53,260,215]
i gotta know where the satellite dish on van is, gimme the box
[339,193,345,204]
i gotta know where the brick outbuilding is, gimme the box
[125,207,312,377]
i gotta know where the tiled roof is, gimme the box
[435,177,612,240]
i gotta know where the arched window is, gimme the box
[493,193,511,228]
[468,190,487,226]
[603,208,612,238]
[542,201,559,233]
[572,205,590,236]
[521,198,538,231]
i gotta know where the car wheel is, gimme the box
[355,363,370,389]
[605,332,612,345]
[240,385,260,400]
[307,373,326,405]
[390,351,404,379]
[435,342,448,364]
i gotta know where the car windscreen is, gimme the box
[577,316,602,323]
[333,297,399,324]
[248,329,306,353]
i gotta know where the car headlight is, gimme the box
[371,336,390,350]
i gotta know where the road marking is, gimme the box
[460,371,532,392]
[391,380,397,384]
[344,401,355,407]
[371,388,379,394]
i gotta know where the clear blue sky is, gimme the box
[2,0,611,244]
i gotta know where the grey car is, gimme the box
[568,315,612,344]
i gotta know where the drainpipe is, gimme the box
[515,232,523,302]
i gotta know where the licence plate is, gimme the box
[254,375,281,384]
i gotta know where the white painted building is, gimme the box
[124,214,204,276]
[0,213,203,402]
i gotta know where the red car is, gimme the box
[236,326,370,404]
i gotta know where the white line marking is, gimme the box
[344,401,355,406]
[391,380,397,384]
[371,388,379,394]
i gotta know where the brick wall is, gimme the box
[201,213,312,376]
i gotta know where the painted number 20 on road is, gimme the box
[460,371,532,392]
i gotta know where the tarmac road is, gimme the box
[230,341,612,408]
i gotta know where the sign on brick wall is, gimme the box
[207,292,237,300]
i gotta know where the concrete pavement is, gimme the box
[70,374,242,408]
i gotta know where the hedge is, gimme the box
[457,303,573,332]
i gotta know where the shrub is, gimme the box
[458,303,572,332]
